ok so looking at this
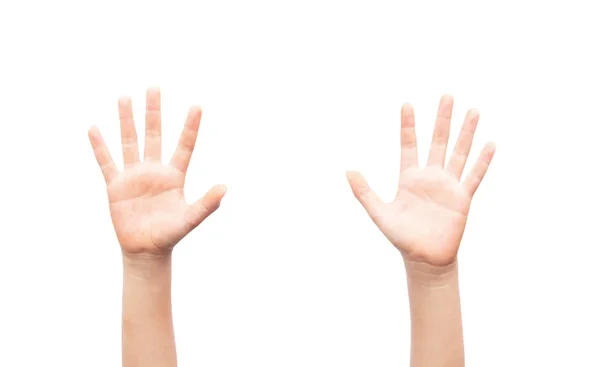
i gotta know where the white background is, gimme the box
[1,0,599,366]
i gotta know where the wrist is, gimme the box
[122,252,172,280]
[403,259,458,287]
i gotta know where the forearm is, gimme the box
[122,253,177,367]
[404,260,464,367]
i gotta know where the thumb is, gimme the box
[346,171,384,221]
[185,184,227,230]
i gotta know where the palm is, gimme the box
[107,163,190,253]
[380,168,470,265]
[89,88,225,255]
[348,96,495,266]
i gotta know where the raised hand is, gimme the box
[88,88,226,256]
[347,95,495,267]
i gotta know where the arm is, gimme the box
[122,255,175,366]
[347,95,495,366]
[88,88,226,367]
[404,260,463,366]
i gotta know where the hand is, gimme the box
[347,95,495,267]
[88,88,226,257]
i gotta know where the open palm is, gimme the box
[347,96,495,266]
[89,88,226,255]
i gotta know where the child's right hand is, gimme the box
[88,88,226,258]
[347,95,495,268]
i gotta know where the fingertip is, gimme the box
[88,125,98,136]
[88,125,102,144]
[440,94,454,104]
[487,142,496,155]
[468,108,480,118]
[346,170,361,182]
[186,105,203,125]
[217,185,228,206]
[189,104,203,115]
[401,103,413,114]
[216,184,227,197]
[118,96,132,106]
[207,184,228,205]
[481,142,496,162]
[346,171,370,194]
[147,86,161,94]
[209,183,226,192]
[146,87,161,110]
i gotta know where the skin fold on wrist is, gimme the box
[403,258,459,287]
[122,252,173,279]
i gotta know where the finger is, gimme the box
[400,103,418,172]
[446,109,480,179]
[144,87,162,161]
[346,171,385,221]
[118,97,140,167]
[463,142,496,197]
[170,106,202,173]
[88,126,118,184]
[184,184,227,230]
[427,95,454,167]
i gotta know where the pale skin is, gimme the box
[89,88,226,367]
[347,95,495,367]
